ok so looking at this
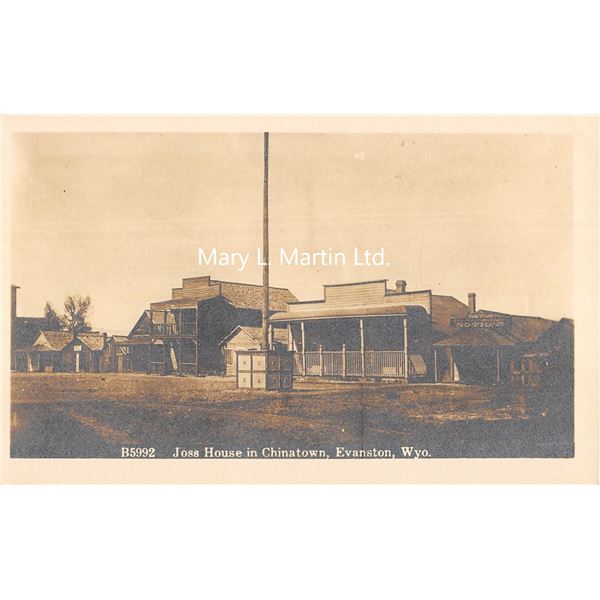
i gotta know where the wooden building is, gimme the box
[219,326,288,376]
[10,284,60,369]
[101,335,130,373]
[14,331,107,373]
[269,279,469,382]
[126,276,296,376]
[432,293,572,385]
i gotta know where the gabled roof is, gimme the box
[34,330,106,351]
[36,331,74,351]
[219,325,288,347]
[77,333,106,351]
[128,310,152,337]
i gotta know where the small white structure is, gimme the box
[236,350,294,391]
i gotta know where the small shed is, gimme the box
[219,326,288,376]
[14,331,107,373]
[101,335,130,372]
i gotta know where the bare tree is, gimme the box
[43,301,64,330]
[63,294,92,334]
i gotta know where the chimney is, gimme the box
[396,280,407,294]
[11,285,19,321]
[468,292,477,313]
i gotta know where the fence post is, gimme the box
[342,344,347,378]
[301,321,306,376]
[403,317,409,380]
[359,319,365,377]
[319,345,324,376]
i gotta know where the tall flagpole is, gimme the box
[261,132,270,351]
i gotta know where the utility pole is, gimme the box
[261,132,270,351]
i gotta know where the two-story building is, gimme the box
[126,276,297,376]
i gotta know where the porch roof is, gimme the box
[433,329,517,347]
[270,304,424,322]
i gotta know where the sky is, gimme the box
[10,132,573,334]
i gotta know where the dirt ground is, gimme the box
[10,372,573,458]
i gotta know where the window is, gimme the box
[226,349,234,365]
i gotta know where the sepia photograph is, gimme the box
[2,116,597,482]
[2,5,599,600]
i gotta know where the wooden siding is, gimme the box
[287,283,432,315]
[180,276,215,298]
[324,281,387,305]
[222,330,261,376]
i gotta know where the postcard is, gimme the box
[1,115,598,483]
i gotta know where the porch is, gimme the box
[127,338,200,376]
[270,308,430,381]
[433,329,517,384]
[293,348,410,379]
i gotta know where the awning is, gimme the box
[270,304,424,322]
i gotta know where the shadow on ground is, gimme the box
[10,373,574,459]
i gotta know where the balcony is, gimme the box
[150,322,197,337]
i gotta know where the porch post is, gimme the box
[342,344,347,379]
[162,339,168,375]
[434,348,438,383]
[301,321,306,376]
[268,324,274,350]
[163,309,168,335]
[496,347,501,383]
[287,324,292,351]
[148,309,153,374]
[195,302,201,376]
[359,319,365,377]
[319,345,324,376]
[403,316,409,380]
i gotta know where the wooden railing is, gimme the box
[149,361,196,375]
[150,323,197,336]
[180,363,196,376]
[293,348,407,378]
